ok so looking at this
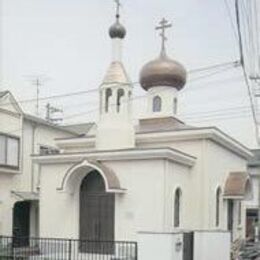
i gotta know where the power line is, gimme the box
[223,0,239,43]
[235,0,259,144]
[0,60,240,108]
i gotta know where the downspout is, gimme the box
[30,123,37,192]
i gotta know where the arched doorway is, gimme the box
[79,170,115,253]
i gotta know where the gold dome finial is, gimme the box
[155,18,172,57]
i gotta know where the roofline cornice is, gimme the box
[32,147,196,167]
[136,127,252,159]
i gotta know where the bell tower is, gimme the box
[96,1,135,150]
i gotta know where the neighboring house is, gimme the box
[246,149,260,240]
[0,90,78,238]
[32,13,252,251]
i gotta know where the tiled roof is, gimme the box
[103,61,130,84]
[223,172,250,198]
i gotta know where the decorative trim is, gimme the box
[57,160,125,194]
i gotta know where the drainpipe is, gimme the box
[30,123,37,192]
[258,172,260,241]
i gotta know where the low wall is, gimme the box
[193,231,230,260]
[138,231,183,260]
[138,230,230,260]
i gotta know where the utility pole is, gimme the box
[45,103,63,124]
[33,78,42,116]
[235,0,260,241]
[25,75,51,116]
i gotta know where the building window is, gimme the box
[117,89,125,112]
[0,134,19,168]
[216,187,221,227]
[105,88,112,113]
[174,188,181,227]
[153,96,162,112]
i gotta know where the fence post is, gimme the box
[68,239,72,260]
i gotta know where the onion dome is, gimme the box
[140,18,187,91]
[109,15,126,39]
[140,52,187,91]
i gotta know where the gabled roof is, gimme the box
[0,91,9,98]
[102,61,130,85]
[24,113,78,136]
[0,90,23,114]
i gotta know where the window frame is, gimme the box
[0,132,20,170]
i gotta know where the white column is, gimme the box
[112,38,123,62]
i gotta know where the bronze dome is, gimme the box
[140,53,187,91]
[109,20,126,39]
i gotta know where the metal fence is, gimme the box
[0,236,138,260]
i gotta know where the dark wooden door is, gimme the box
[13,201,30,247]
[80,171,115,254]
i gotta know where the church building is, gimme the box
[33,6,252,248]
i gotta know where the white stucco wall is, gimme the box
[138,232,183,260]
[38,158,191,241]
[205,140,247,239]
[193,231,230,260]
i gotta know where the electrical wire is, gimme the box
[235,0,259,144]
[223,0,239,42]
[0,60,240,108]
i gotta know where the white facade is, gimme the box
[34,124,251,242]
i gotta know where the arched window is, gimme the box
[153,96,162,112]
[216,187,221,227]
[117,89,125,112]
[174,188,182,227]
[105,88,112,113]
[173,98,178,114]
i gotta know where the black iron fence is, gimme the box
[0,236,138,260]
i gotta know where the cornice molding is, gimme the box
[33,147,196,167]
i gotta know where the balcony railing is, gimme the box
[0,236,138,260]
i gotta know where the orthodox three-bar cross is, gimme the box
[156,18,172,54]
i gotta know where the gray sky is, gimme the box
[0,0,257,148]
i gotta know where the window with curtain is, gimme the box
[216,187,221,227]
[0,134,19,168]
[174,188,181,227]
[153,96,162,112]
